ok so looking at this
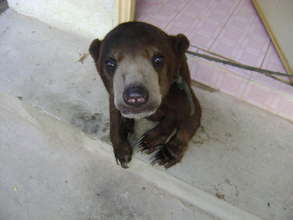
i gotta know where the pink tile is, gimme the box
[137,0,187,30]
[182,0,215,17]
[217,71,248,98]
[155,3,181,20]
[166,0,191,11]
[191,60,223,88]
[136,0,165,18]
[137,15,169,30]
[165,10,200,37]
[262,44,286,71]
[242,82,280,110]
[250,42,291,94]
[137,0,293,119]
[261,43,289,83]
[195,48,253,79]
[187,56,199,76]
[278,83,293,97]
[190,31,215,50]
[210,39,238,58]
[275,96,293,121]
[225,66,252,79]
[210,0,270,69]
[188,0,241,49]
[250,72,283,90]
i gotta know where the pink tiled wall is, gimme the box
[136,0,293,122]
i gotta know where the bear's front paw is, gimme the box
[114,143,133,169]
[137,129,175,154]
[151,140,185,168]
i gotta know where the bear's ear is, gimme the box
[169,34,190,56]
[89,38,102,61]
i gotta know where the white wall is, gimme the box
[7,0,116,39]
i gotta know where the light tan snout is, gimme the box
[113,55,162,119]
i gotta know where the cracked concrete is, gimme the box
[1,9,293,220]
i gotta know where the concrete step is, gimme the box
[0,92,221,220]
[1,10,293,220]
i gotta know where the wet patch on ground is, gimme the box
[71,112,110,143]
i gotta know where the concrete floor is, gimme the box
[1,9,293,220]
[0,93,220,220]
[0,0,8,14]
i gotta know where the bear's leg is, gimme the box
[137,110,177,154]
[152,93,201,168]
[109,97,134,168]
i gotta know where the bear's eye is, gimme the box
[105,58,117,73]
[152,55,164,68]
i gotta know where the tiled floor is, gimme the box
[136,0,293,122]
[136,0,287,78]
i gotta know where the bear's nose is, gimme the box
[123,85,148,107]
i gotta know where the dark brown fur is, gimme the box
[89,22,201,168]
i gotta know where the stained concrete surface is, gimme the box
[0,93,219,220]
[0,0,8,14]
[1,9,293,220]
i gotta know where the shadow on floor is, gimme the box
[0,0,8,14]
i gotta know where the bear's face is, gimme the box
[90,22,189,119]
